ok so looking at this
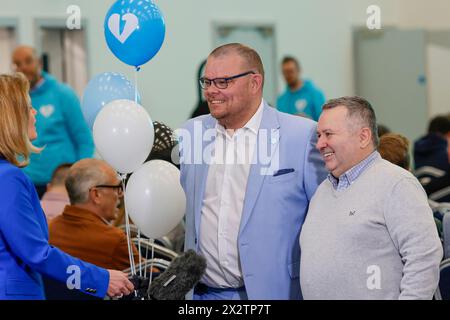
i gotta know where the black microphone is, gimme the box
[148,249,206,300]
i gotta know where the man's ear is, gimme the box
[360,127,372,149]
[89,188,101,205]
[251,74,263,93]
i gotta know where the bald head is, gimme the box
[65,159,116,205]
[209,43,265,85]
[12,46,42,89]
[13,46,38,58]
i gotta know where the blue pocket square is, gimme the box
[273,168,295,177]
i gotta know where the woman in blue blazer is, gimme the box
[0,73,134,300]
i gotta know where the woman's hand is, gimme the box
[106,270,135,298]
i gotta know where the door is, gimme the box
[426,31,450,118]
[354,28,428,144]
[213,24,277,106]
[38,25,88,97]
[0,27,17,73]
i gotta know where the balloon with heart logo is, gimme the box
[104,0,165,67]
[82,72,141,130]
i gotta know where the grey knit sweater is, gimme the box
[300,157,443,300]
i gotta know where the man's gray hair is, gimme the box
[65,159,110,205]
[322,96,379,147]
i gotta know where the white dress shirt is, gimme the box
[199,100,264,288]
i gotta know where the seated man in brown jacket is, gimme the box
[49,158,140,271]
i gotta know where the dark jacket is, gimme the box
[414,133,449,171]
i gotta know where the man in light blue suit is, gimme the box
[179,43,327,300]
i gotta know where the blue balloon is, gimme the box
[104,0,165,67]
[82,72,141,130]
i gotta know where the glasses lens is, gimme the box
[215,79,228,89]
[199,78,210,89]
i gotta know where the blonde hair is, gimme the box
[0,73,40,167]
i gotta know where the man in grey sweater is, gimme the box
[300,96,443,300]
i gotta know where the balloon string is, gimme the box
[146,238,155,299]
[144,240,149,279]
[134,66,140,104]
[121,174,136,277]
[137,230,142,277]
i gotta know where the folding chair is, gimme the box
[435,259,450,300]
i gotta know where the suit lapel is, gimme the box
[239,104,280,234]
[194,116,216,241]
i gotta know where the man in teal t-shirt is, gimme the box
[276,56,325,121]
[12,46,94,198]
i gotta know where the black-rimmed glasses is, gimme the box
[90,183,123,196]
[199,71,255,90]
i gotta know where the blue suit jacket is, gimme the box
[0,158,109,300]
[180,103,327,299]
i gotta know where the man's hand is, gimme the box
[107,270,134,298]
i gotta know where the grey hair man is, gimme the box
[48,159,140,271]
[300,96,442,300]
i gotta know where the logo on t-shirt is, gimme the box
[295,99,307,112]
[39,105,55,118]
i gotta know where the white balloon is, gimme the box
[93,99,154,174]
[125,160,186,239]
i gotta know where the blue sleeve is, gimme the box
[0,171,109,298]
[60,85,95,159]
[302,123,327,201]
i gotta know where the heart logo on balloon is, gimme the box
[108,13,139,44]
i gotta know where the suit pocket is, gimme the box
[288,261,300,279]
[268,170,297,184]
[6,278,42,296]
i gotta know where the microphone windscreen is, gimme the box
[149,249,206,300]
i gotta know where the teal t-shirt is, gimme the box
[23,72,94,185]
[276,79,325,121]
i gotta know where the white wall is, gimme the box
[0,0,413,130]
[427,43,450,118]
[395,0,450,30]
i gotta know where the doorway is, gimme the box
[0,26,17,74]
[36,21,89,97]
[213,23,277,106]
